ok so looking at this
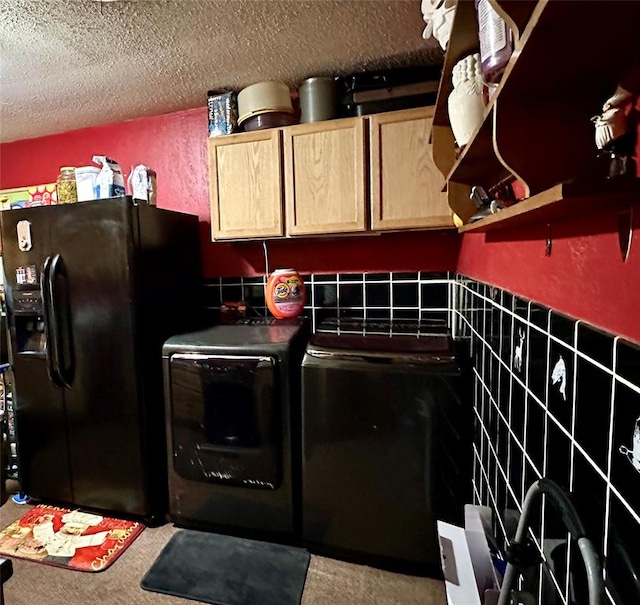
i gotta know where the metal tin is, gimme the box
[207,89,238,137]
[299,76,339,123]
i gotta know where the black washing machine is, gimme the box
[301,320,472,574]
[162,319,308,542]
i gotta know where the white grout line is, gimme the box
[457,283,640,395]
[473,479,481,506]
[473,366,544,479]
[474,445,509,540]
[473,442,565,602]
[603,341,618,584]
[475,407,524,515]
[564,323,579,600]
[457,311,547,408]
[455,279,640,604]
[460,307,629,490]
[311,278,451,284]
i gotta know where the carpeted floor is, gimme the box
[0,498,447,605]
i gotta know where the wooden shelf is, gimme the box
[432,0,640,231]
[445,108,509,187]
[458,179,640,233]
[437,1,542,190]
[431,0,480,179]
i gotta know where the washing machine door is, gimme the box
[169,353,281,489]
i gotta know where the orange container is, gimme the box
[265,269,305,319]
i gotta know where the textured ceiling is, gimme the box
[0,0,442,143]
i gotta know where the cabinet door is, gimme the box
[370,107,453,230]
[208,130,284,240]
[283,117,367,236]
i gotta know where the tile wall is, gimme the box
[203,271,454,331]
[203,270,640,604]
[455,275,640,605]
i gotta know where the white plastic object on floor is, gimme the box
[464,505,502,596]
[437,521,483,605]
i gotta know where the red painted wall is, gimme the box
[1,107,637,343]
[458,207,640,344]
[0,107,459,277]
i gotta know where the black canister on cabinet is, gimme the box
[299,77,340,123]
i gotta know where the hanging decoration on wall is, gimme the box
[513,328,525,373]
[619,416,640,473]
[590,61,640,179]
[551,356,567,401]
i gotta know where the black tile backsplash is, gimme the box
[572,451,607,556]
[528,319,549,406]
[574,358,612,471]
[364,272,390,281]
[577,322,614,369]
[551,310,576,347]
[456,275,640,605]
[607,495,640,605]
[202,271,638,604]
[204,271,452,332]
[526,395,546,473]
[617,338,640,387]
[421,282,449,309]
[220,284,243,303]
[547,340,574,432]
[338,283,363,307]
[392,282,418,307]
[365,283,390,307]
[393,308,420,321]
[314,283,337,307]
[610,381,640,516]
[365,308,391,320]
[338,272,364,282]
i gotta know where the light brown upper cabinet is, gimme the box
[282,117,368,236]
[370,107,452,231]
[208,129,284,240]
[207,107,454,241]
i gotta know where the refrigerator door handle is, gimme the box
[48,254,74,389]
[41,256,64,389]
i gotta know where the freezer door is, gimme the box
[0,207,73,502]
[50,199,146,515]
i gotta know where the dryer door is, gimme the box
[169,353,281,489]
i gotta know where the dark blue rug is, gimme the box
[141,529,310,605]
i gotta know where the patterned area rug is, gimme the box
[0,504,144,572]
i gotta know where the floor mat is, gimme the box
[141,529,310,605]
[0,503,144,572]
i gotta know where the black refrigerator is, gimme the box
[0,197,201,522]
